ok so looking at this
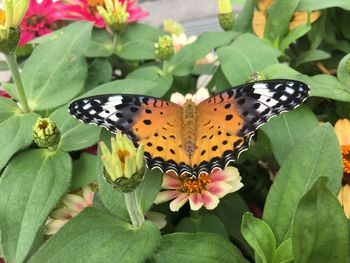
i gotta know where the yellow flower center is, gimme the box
[0,9,6,26]
[117,149,130,170]
[341,145,350,184]
[87,0,104,7]
[180,173,211,194]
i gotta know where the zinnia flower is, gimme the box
[155,167,243,211]
[60,0,148,28]
[252,0,321,38]
[45,185,95,235]
[335,119,350,218]
[19,0,68,46]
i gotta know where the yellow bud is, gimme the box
[155,35,174,61]
[246,72,266,83]
[218,0,234,31]
[163,19,184,36]
[33,118,60,148]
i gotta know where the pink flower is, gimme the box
[20,0,68,46]
[0,90,10,98]
[45,185,95,235]
[155,167,243,211]
[60,0,148,27]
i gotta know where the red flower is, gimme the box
[20,0,68,46]
[0,90,10,98]
[60,0,148,27]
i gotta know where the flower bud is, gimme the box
[97,0,129,33]
[100,132,145,192]
[246,72,266,83]
[163,19,184,36]
[0,0,29,53]
[33,118,61,148]
[218,0,234,31]
[155,35,174,61]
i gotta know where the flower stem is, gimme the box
[5,52,30,113]
[124,190,144,227]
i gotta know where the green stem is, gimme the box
[124,190,144,227]
[5,52,30,113]
[112,33,118,51]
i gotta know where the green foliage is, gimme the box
[1,1,350,261]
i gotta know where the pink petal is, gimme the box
[62,194,87,213]
[162,173,182,189]
[189,193,203,211]
[82,185,94,205]
[169,193,189,212]
[202,191,220,210]
[45,219,68,235]
[154,190,182,204]
[207,181,237,198]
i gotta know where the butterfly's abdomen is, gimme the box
[182,100,197,157]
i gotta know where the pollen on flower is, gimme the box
[341,145,350,181]
[0,10,6,25]
[180,173,212,194]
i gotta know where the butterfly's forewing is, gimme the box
[69,95,191,174]
[192,80,309,174]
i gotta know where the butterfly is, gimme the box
[69,79,309,177]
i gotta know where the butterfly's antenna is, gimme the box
[195,63,219,93]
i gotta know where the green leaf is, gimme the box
[29,208,160,263]
[293,177,348,263]
[261,105,319,164]
[0,112,39,171]
[85,58,112,91]
[241,213,276,263]
[80,79,161,98]
[176,214,228,238]
[263,124,343,244]
[136,169,162,213]
[0,149,72,263]
[50,105,100,152]
[0,97,18,123]
[264,0,300,42]
[297,0,350,11]
[127,66,173,97]
[22,22,92,111]
[337,53,350,87]
[280,24,311,51]
[306,74,350,102]
[214,193,253,256]
[117,39,156,60]
[217,33,279,86]
[96,129,129,219]
[262,63,300,79]
[273,239,293,263]
[294,49,331,67]
[123,23,162,42]
[153,233,248,263]
[84,28,114,58]
[234,0,254,33]
[70,152,97,190]
[168,31,237,76]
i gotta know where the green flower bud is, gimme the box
[155,35,174,61]
[97,0,129,33]
[163,19,184,36]
[246,72,266,83]
[33,118,61,148]
[218,0,234,31]
[100,132,145,192]
[0,27,20,54]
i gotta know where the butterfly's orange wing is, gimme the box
[69,95,191,175]
[191,80,309,175]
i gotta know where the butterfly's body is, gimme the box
[182,100,197,157]
[69,80,309,178]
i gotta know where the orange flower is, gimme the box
[252,0,321,38]
[335,119,350,218]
